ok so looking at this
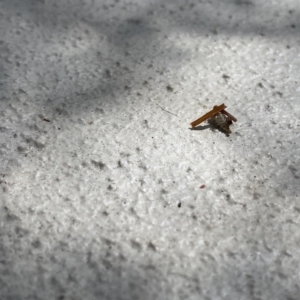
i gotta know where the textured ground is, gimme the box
[1,0,300,299]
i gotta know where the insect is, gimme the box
[190,104,237,134]
[209,112,233,134]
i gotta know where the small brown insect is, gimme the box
[210,113,233,134]
[190,104,237,134]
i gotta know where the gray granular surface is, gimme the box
[0,0,300,299]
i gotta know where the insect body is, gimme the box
[210,113,233,134]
